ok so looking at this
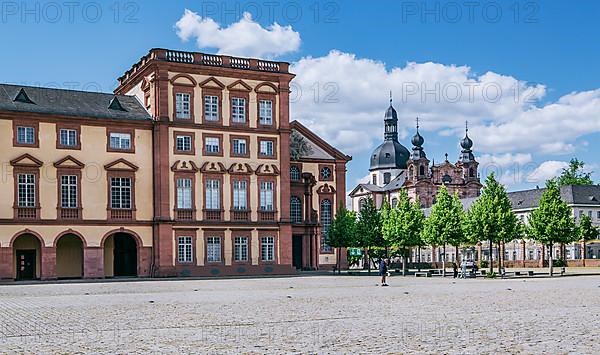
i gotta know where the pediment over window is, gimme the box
[227,80,252,92]
[199,77,225,89]
[228,163,254,175]
[10,153,43,168]
[254,82,279,94]
[200,161,227,174]
[317,184,336,194]
[171,160,199,173]
[255,164,280,176]
[104,158,139,172]
[170,73,197,87]
[53,155,85,169]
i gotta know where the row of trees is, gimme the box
[329,171,599,276]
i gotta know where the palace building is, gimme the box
[349,98,482,211]
[0,48,350,280]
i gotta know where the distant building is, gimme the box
[349,98,481,211]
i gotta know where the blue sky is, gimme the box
[2,0,599,191]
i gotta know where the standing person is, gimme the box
[452,262,458,279]
[461,260,467,279]
[379,258,389,286]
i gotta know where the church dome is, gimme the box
[370,140,410,171]
[461,134,473,150]
[411,131,424,147]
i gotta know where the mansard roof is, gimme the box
[0,84,151,121]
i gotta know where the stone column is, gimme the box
[581,240,586,267]
[83,247,104,278]
[41,246,57,280]
[521,240,526,267]
[476,242,482,267]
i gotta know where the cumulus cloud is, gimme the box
[530,161,570,183]
[290,50,600,158]
[175,10,300,58]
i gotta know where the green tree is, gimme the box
[381,190,425,275]
[423,186,464,276]
[578,214,599,260]
[527,179,578,276]
[328,207,357,274]
[356,197,383,273]
[464,173,520,274]
[558,158,594,186]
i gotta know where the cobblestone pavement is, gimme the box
[1,275,599,354]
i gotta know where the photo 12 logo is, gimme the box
[401,1,540,24]
[0,2,140,23]
[197,1,339,24]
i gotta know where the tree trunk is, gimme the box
[489,239,493,274]
[582,239,586,266]
[337,247,341,274]
[498,241,503,276]
[548,243,554,277]
[442,244,446,277]
[402,254,407,276]
[365,248,371,274]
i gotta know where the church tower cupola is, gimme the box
[384,93,398,141]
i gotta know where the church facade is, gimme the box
[349,99,482,211]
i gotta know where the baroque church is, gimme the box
[349,98,482,211]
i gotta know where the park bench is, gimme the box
[415,271,430,277]
[431,269,444,276]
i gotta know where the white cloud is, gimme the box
[529,161,569,183]
[175,10,300,58]
[289,50,600,158]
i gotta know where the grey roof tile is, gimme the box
[0,84,151,121]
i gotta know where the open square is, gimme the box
[1,275,598,354]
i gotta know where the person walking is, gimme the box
[452,262,458,279]
[460,260,468,279]
[379,258,389,286]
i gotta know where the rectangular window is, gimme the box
[232,138,247,156]
[205,137,220,154]
[205,179,220,209]
[60,175,78,208]
[204,95,219,121]
[177,236,193,263]
[17,174,35,207]
[259,140,274,157]
[231,97,246,123]
[176,178,193,209]
[597,211,600,219]
[176,135,192,152]
[207,236,222,262]
[175,93,191,119]
[17,126,35,145]
[234,236,249,262]
[260,181,274,211]
[589,211,593,218]
[109,133,131,150]
[110,177,132,209]
[59,129,77,147]
[232,180,247,210]
[259,100,273,125]
[261,236,275,262]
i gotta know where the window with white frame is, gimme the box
[60,175,77,208]
[177,236,193,263]
[110,177,132,209]
[59,129,77,147]
[259,140,274,156]
[205,137,220,154]
[290,196,302,223]
[589,210,593,218]
[109,133,131,150]
[17,174,35,207]
[290,166,301,181]
[16,126,35,145]
[232,180,247,210]
[261,236,275,262]
[320,199,332,252]
[259,100,273,125]
[207,236,221,262]
[234,236,249,262]
[205,179,220,210]
[260,181,274,211]
[597,211,600,220]
[232,138,247,155]
[175,93,191,119]
[231,97,246,123]
[204,95,219,121]
[176,135,192,152]
[176,178,192,209]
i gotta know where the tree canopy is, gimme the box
[328,207,357,249]
[558,158,594,186]
[422,186,464,248]
[381,190,425,253]
[528,179,578,251]
[356,197,384,249]
[578,214,599,241]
